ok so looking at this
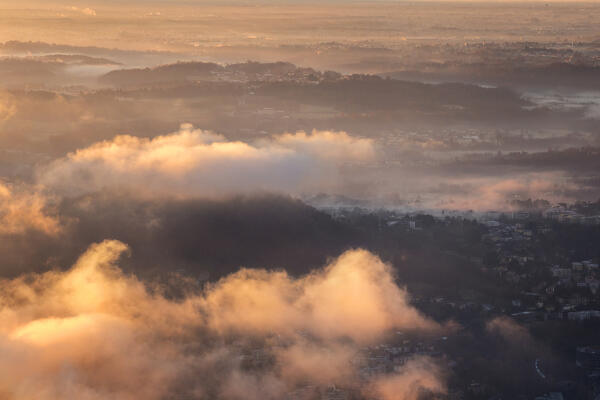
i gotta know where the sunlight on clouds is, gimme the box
[433,173,578,211]
[203,248,438,342]
[0,91,16,123]
[0,182,60,235]
[367,358,446,400]
[38,124,376,197]
[0,240,445,400]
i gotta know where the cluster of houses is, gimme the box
[544,206,600,225]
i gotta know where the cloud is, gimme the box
[0,182,61,235]
[202,248,437,342]
[69,6,97,16]
[486,316,533,346]
[275,340,356,385]
[220,371,286,400]
[0,240,443,399]
[270,130,375,163]
[0,240,195,400]
[429,173,578,211]
[0,91,17,123]
[38,124,375,198]
[366,357,446,400]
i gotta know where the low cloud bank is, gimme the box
[0,240,445,400]
[38,124,375,198]
[429,173,578,211]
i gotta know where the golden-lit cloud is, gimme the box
[68,6,96,16]
[486,316,534,346]
[0,182,60,235]
[202,248,436,342]
[275,340,356,385]
[270,130,375,163]
[0,240,195,400]
[432,172,578,211]
[0,240,444,399]
[0,91,16,123]
[366,357,446,400]
[38,124,375,197]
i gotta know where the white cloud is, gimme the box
[38,124,375,198]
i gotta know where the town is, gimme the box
[281,201,600,400]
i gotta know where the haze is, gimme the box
[0,1,599,400]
